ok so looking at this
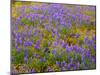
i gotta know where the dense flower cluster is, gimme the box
[11,2,96,74]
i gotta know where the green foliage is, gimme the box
[78,36,84,46]
[77,54,82,63]
[21,18,34,26]
[70,51,75,59]
[11,49,24,64]
[42,39,49,47]
[60,27,71,36]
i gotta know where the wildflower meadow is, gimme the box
[11,2,96,74]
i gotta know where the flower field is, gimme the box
[11,2,96,74]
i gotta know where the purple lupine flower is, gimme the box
[55,30,59,36]
[24,56,28,61]
[39,58,46,62]
[34,40,40,50]
[72,14,76,21]
[24,40,33,47]
[67,63,71,70]
[78,47,84,53]
[22,32,26,39]
[86,50,90,58]
[73,45,78,51]
[15,33,20,38]
[36,40,40,45]
[77,62,80,68]
[19,38,22,45]
[30,68,35,73]
[55,21,58,27]
[75,33,79,38]
[93,43,96,50]
[25,15,30,20]
[66,21,71,27]
[25,26,29,31]
[84,36,88,43]
[62,41,66,48]
[92,35,96,41]
[24,54,28,61]
[24,50,28,61]
[61,61,66,67]
[76,12,82,20]
[56,61,59,66]
[92,57,96,63]
[52,32,54,38]
[44,25,48,30]
[48,67,52,72]
[32,6,39,10]
[15,27,18,31]
[52,28,57,33]
[56,32,59,41]
[82,14,90,21]
[73,65,77,70]
[66,45,70,53]
[34,30,38,37]
[30,26,33,30]
[16,45,20,52]
[34,45,40,50]
[52,41,57,47]
[44,47,49,53]
[15,38,19,43]
[48,41,50,46]
[29,13,34,21]
[70,59,73,65]
[33,53,37,57]
[70,44,73,51]
[81,52,84,61]
[28,30,32,36]
[60,20,66,26]
[67,54,70,60]
[39,58,43,62]
[88,39,94,45]
[67,12,71,17]
[41,15,45,20]
[52,50,57,57]
[40,33,42,39]
[53,12,59,19]
[15,17,21,26]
